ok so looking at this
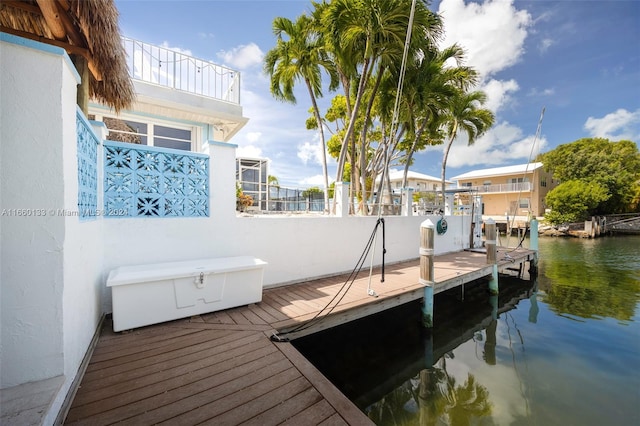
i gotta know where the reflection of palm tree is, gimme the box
[366,358,492,425]
[418,358,492,425]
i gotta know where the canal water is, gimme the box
[293,235,640,425]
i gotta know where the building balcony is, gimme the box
[472,182,532,194]
[122,36,240,104]
[119,37,248,141]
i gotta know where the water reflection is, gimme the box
[294,276,537,425]
[537,236,640,321]
[368,358,492,426]
[293,236,640,425]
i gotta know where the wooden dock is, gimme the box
[64,247,535,425]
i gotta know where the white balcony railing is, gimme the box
[121,36,240,105]
[473,182,532,193]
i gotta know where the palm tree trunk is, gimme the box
[334,58,371,186]
[305,78,330,214]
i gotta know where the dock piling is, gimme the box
[420,219,435,328]
[485,219,499,295]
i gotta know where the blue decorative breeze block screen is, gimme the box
[103,140,209,217]
[76,110,99,220]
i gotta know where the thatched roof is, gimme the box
[0,0,135,111]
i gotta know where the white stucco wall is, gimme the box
[0,36,73,387]
[1,34,108,425]
[59,115,105,418]
[100,141,472,309]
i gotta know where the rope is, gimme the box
[270,218,386,342]
[364,0,417,295]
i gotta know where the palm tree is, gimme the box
[322,0,443,213]
[398,44,477,189]
[440,89,495,204]
[264,14,338,213]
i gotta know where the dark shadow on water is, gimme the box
[293,275,536,411]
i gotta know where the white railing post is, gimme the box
[401,188,414,216]
[335,182,349,217]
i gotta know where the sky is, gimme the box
[114,0,640,188]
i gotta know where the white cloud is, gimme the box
[297,135,328,166]
[481,78,519,113]
[230,85,332,187]
[217,43,264,70]
[538,37,554,54]
[246,132,262,143]
[527,87,555,97]
[438,0,532,79]
[160,42,192,56]
[297,141,317,165]
[584,108,640,141]
[299,175,329,187]
[446,121,548,168]
[236,145,263,158]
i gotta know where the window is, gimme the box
[99,116,194,151]
[519,198,530,209]
[154,125,192,151]
[104,117,147,145]
[540,176,547,187]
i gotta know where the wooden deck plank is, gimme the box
[90,326,201,355]
[319,413,351,426]
[262,292,310,317]
[77,331,265,393]
[226,309,254,325]
[235,305,268,325]
[88,328,216,363]
[281,400,339,426]
[154,369,307,425]
[249,300,290,322]
[81,329,242,380]
[65,247,535,425]
[163,321,273,332]
[80,329,253,385]
[277,289,329,313]
[197,376,312,426]
[72,334,272,406]
[66,343,284,423]
[205,309,235,324]
[241,386,324,426]
[114,362,296,426]
[245,302,282,324]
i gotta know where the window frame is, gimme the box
[92,113,199,152]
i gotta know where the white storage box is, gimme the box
[107,256,267,332]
